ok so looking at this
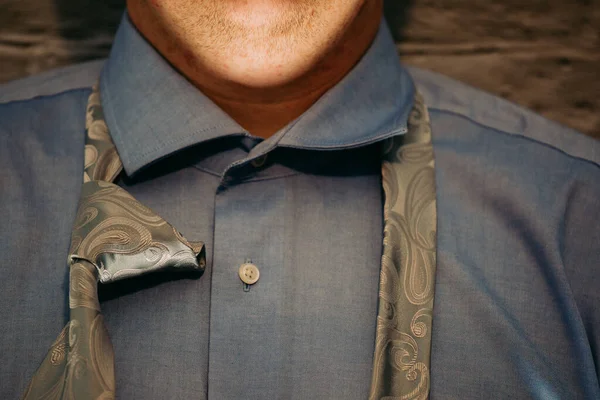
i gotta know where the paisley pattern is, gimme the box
[22,82,207,400]
[369,91,437,400]
[71,181,206,283]
[69,262,101,311]
[22,83,437,399]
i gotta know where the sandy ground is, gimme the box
[1,0,598,138]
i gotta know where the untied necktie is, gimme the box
[22,80,437,400]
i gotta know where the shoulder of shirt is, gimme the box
[0,59,104,105]
[406,65,600,168]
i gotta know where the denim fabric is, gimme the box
[1,9,599,400]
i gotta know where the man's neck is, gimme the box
[127,0,383,139]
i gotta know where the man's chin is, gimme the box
[217,60,309,90]
[220,0,305,32]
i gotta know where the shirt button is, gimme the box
[238,262,260,285]
[250,154,267,168]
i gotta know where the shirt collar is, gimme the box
[100,11,415,176]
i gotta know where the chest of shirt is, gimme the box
[2,130,387,398]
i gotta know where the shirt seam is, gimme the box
[134,126,239,159]
[0,86,92,107]
[281,126,408,147]
[192,164,301,181]
[278,127,408,151]
[428,107,600,169]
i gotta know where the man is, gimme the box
[1,0,598,398]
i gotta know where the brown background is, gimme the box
[1,0,599,138]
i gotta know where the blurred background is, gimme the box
[0,0,598,138]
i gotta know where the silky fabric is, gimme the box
[370,89,436,400]
[21,82,437,399]
[21,83,206,400]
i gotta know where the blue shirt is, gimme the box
[1,10,599,400]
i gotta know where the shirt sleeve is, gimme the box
[561,160,600,384]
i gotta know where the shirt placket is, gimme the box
[206,145,286,398]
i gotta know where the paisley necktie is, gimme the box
[22,81,437,400]
[21,82,206,399]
